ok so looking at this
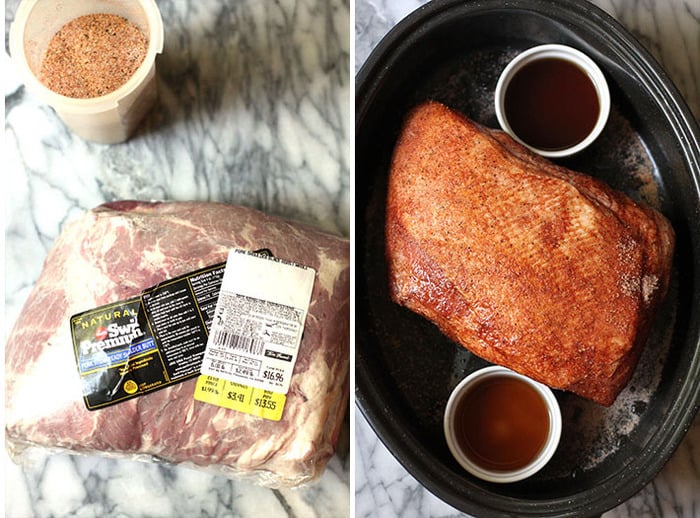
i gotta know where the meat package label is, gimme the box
[195,249,315,421]
[70,263,226,410]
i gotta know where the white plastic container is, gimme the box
[10,0,164,144]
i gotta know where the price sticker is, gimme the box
[194,249,315,420]
[194,375,286,421]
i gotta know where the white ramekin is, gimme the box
[443,365,562,483]
[494,44,610,158]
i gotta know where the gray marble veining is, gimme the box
[354,0,699,517]
[4,0,349,516]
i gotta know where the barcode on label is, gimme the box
[211,329,264,355]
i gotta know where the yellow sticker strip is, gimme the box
[194,374,286,421]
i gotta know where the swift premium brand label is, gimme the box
[71,263,225,410]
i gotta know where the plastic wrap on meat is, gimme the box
[5,201,350,488]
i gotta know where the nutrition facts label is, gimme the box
[140,266,225,380]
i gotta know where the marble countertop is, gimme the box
[355,0,699,517]
[4,0,349,517]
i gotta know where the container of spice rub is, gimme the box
[10,0,164,144]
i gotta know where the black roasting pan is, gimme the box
[355,0,700,516]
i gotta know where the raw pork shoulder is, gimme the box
[5,201,350,487]
[386,102,674,406]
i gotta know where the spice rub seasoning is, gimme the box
[39,14,147,99]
